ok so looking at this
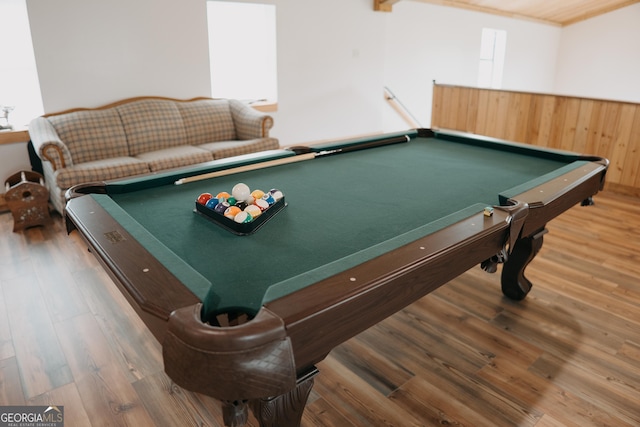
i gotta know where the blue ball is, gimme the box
[205,197,219,210]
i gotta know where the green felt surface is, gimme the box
[104,134,580,317]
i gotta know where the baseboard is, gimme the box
[605,182,640,198]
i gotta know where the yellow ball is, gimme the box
[251,189,265,200]
[245,204,262,218]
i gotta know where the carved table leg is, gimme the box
[222,400,249,427]
[249,368,318,427]
[501,228,548,300]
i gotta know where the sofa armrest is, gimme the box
[28,117,73,171]
[229,99,274,140]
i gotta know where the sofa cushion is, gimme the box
[117,99,187,156]
[55,157,151,190]
[199,138,280,160]
[135,146,214,172]
[177,99,237,145]
[47,110,128,164]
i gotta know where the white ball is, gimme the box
[231,182,251,201]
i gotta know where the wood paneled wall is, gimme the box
[431,83,640,196]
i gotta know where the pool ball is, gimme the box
[216,191,231,201]
[205,198,219,210]
[251,189,265,200]
[224,206,242,220]
[197,192,213,205]
[232,183,251,201]
[234,211,253,223]
[254,198,270,211]
[235,201,248,210]
[214,201,230,215]
[261,193,275,205]
[269,189,284,201]
[244,204,262,218]
[227,196,237,206]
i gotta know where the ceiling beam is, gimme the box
[412,0,561,26]
[375,0,638,26]
[374,0,403,12]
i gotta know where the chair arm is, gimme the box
[28,117,73,171]
[229,99,274,140]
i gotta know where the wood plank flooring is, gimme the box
[1,191,639,426]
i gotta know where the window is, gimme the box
[207,1,277,102]
[0,0,44,129]
[478,28,506,89]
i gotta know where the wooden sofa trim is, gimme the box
[42,96,213,118]
[41,144,67,170]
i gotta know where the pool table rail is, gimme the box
[65,193,202,340]
[268,206,522,370]
[164,304,298,401]
[502,158,608,237]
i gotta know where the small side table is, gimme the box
[4,171,51,232]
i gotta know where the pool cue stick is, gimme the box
[174,152,316,185]
[175,133,410,185]
[313,134,410,157]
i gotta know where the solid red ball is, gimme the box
[197,192,213,205]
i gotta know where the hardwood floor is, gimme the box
[1,191,639,426]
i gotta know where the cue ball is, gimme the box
[232,183,251,201]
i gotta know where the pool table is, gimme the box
[65,128,607,426]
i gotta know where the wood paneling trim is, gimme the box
[431,83,640,195]
[0,130,29,145]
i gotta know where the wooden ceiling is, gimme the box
[374,0,640,26]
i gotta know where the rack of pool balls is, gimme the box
[195,183,285,235]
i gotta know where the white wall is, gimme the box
[554,3,640,103]
[21,0,565,141]
[0,140,32,184]
[26,0,211,112]
[271,0,386,145]
[382,2,562,129]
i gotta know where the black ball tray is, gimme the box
[194,196,286,235]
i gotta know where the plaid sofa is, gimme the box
[29,97,279,213]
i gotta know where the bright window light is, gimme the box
[207,1,277,102]
[478,28,506,89]
[0,0,44,128]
